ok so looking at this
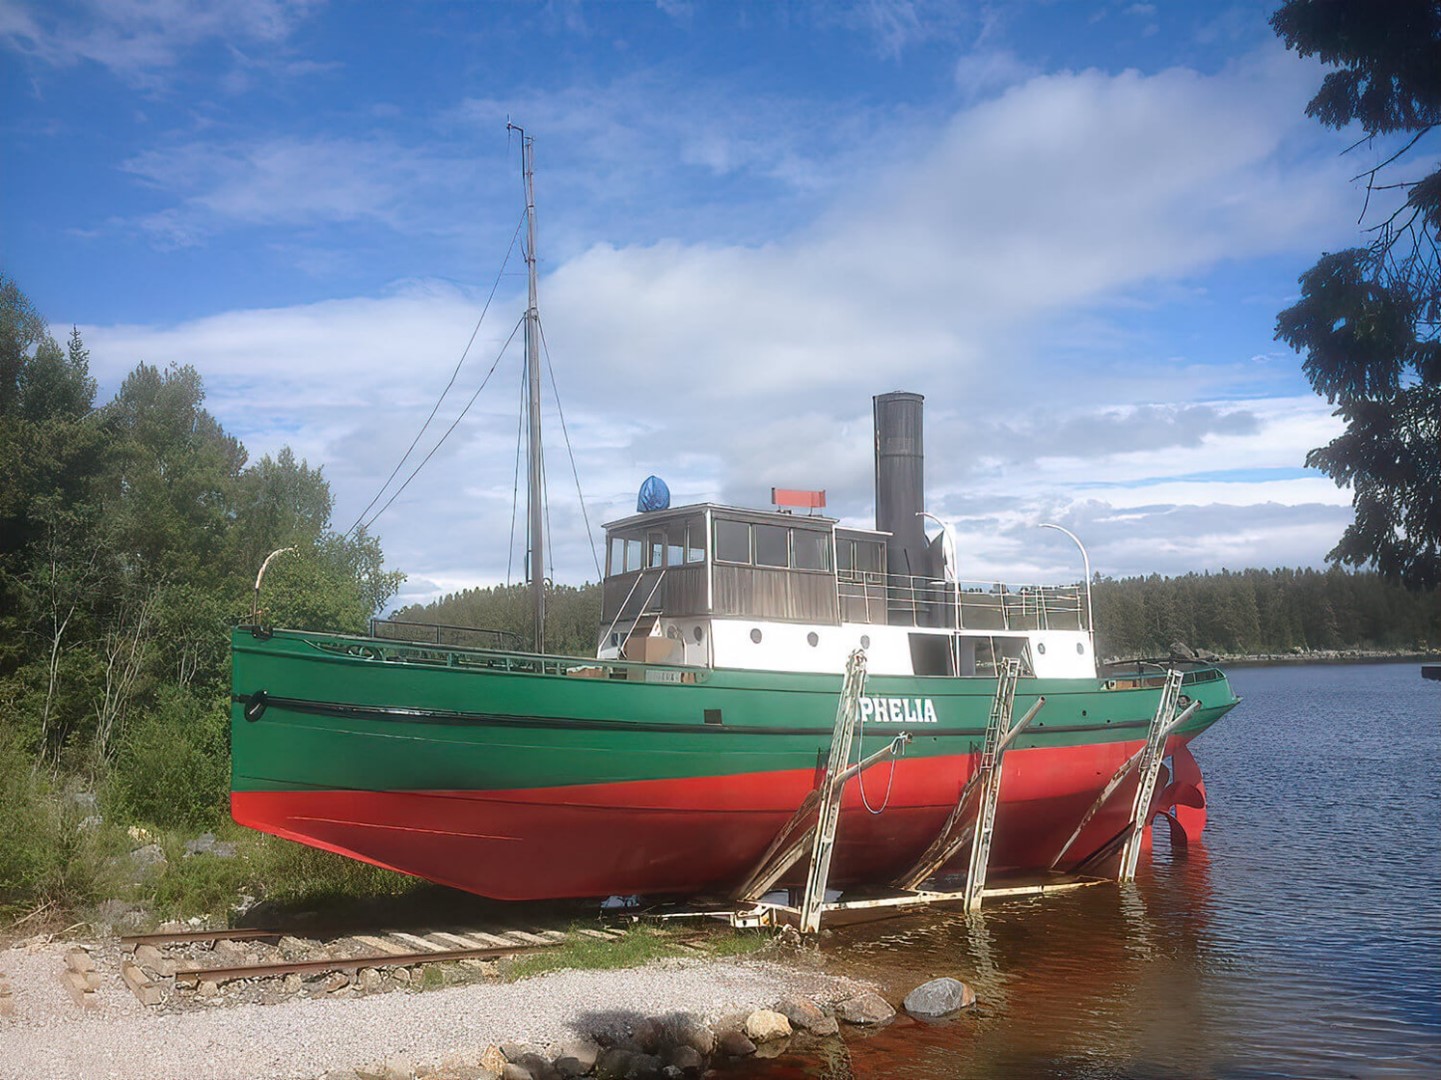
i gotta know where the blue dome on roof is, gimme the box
[637,475,671,512]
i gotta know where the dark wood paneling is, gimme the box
[713,565,839,624]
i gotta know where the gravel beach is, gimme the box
[0,940,867,1080]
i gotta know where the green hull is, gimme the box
[230,627,1238,898]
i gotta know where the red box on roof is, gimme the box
[771,488,827,509]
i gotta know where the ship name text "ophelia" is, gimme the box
[860,697,939,724]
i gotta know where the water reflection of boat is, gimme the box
[228,135,1239,902]
[833,844,1222,1079]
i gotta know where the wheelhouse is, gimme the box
[598,502,1095,680]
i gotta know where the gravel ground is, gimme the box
[0,940,866,1080]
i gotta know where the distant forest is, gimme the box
[402,567,1439,661]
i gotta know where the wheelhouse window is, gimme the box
[715,519,751,563]
[714,517,833,572]
[607,516,706,575]
[793,531,831,571]
[685,524,706,564]
[754,523,789,568]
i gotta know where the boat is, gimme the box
[229,133,1240,903]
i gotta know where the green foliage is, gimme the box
[0,276,406,926]
[501,926,689,982]
[241,834,424,910]
[0,730,117,919]
[1092,566,1440,659]
[107,687,230,829]
[1271,0,1441,134]
[1271,1,1441,591]
[396,580,601,656]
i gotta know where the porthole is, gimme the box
[1037,642,1047,655]
[860,634,871,649]
[750,628,763,644]
[1076,642,1085,654]
[807,631,819,647]
[666,625,682,640]
[693,625,705,643]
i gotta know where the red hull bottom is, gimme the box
[231,739,1205,901]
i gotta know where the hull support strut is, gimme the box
[726,655,1202,933]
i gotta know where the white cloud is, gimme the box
[954,47,1039,100]
[0,0,318,83]
[76,49,1362,600]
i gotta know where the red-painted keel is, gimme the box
[232,738,1207,900]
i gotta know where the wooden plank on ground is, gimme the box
[428,932,490,951]
[60,971,97,1010]
[454,931,513,949]
[386,932,449,953]
[65,948,95,974]
[500,930,552,946]
[350,935,413,956]
[120,962,162,1007]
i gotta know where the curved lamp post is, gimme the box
[252,546,297,624]
[1038,523,1093,640]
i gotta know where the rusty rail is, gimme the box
[175,942,548,985]
[120,928,285,947]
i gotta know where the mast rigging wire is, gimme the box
[537,317,604,581]
[345,213,526,538]
[354,314,525,534]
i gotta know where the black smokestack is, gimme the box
[874,391,932,584]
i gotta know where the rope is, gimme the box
[345,214,525,538]
[854,693,903,815]
[355,314,525,534]
[537,317,604,581]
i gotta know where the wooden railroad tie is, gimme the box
[62,948,100,1010]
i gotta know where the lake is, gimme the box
[723,662,1441,1079]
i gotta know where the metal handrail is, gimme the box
[600,573,647,651]
[369,618,521,650]
[835,571,1087,631]
[617,570,667,658]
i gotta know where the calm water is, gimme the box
[728,663,1441,1079]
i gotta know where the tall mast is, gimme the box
[511,123,545,653]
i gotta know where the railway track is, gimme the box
[108,923,628,1008]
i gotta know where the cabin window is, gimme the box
[793,531,831,571]
[855,541,885,573]
[685,523,706,564]
[715,519,751,563]
[754,524,789,568]
[909,634,955,676]
[647,531,665,568]
[625,538,642,573]
[666,523,686,567]
[608,536,624,576]
[836,540,852,572]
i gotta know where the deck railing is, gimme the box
[368,618,522,651]
[836,572,1087,632]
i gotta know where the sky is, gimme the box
[0,0,1394,607]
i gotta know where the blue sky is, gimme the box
[1,1,1387,605]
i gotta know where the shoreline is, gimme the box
[0,938,873,1080]
[1211,649,1439,668]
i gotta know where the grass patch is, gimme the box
[502,925,689,981]
[698,926,772,958]
[502,923,774,981]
